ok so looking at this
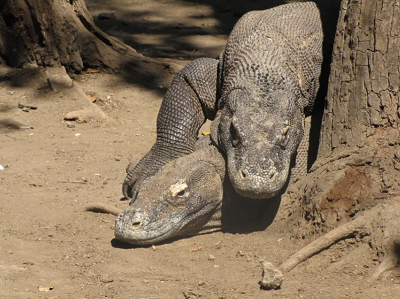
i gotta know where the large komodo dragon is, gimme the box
[122,2,323,201]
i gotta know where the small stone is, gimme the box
[208,254,215,261]
[75,117,87,124]
[100,274,114,283]
[382,173,393,188]
[395,147,400,161]
[259,262,283,290]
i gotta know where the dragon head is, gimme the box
[115,147,225,245]
[211,88,304,199]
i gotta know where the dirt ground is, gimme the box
[1,0,400,298]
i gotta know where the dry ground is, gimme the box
[1,0,400,298]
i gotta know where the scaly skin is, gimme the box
[123,2,323,201]
[116,146,225,245]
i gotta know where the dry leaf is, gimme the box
[201,131,211,136]
[151,245,156,251]
[189,246,203,252]
[38,285,54,292]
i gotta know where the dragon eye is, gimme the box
[176,189,187,198]
[230,122,241,148]
[169,180,189,198]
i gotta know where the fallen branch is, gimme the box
[85,202,123,216]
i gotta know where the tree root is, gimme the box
[260,203,400,290]
[85,202,122,216]
[45,66,113,122]
[280,213,368,272]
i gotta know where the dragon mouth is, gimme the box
[114,211,180,246]
[114,203,219,245]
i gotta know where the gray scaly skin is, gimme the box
[115,145,226,245]
[123,2,323,201]
[123,57,219,200]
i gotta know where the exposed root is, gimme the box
[261,202,400,290]
[63,81,113,122]
[45,66,113,122]
[85,202,123,216]
[280,213,368,272]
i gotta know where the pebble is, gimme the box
[0,164,4,171]
[100,274,114,283]
[395,147,400,161]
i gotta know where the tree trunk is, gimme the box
[320,0,400,155]
[0,0,176,75]
[283,0,400,238]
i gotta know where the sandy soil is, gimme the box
[1,0,400,298]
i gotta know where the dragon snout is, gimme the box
[127,210,145,229]
[116,208,146,230]
[239,167,277,182]
[130,218,142,229]
[229,151,290,198]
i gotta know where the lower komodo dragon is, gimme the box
[122,2,323,201]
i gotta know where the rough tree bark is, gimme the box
[279,0,400,277]
[0,0,176,74]
[320,0,400,153]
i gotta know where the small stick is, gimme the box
[85,202,123,216]
[368,254,398,283]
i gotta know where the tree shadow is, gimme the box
[86,0,342,161]
[393,242,400,268]
[86,0,289,90]
[0,67,47,88]
[87,0,287,61]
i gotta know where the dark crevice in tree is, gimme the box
[25,0,46,47]
[76,12,112,47]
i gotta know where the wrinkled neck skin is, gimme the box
[211,87,304,199]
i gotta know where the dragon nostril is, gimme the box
[240,169,248,179]
[131,220,141,228]
[268,169,276,181]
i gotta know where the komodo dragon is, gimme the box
[123,2,323,201]
[116,144,226,245]
[115,139,278,245]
